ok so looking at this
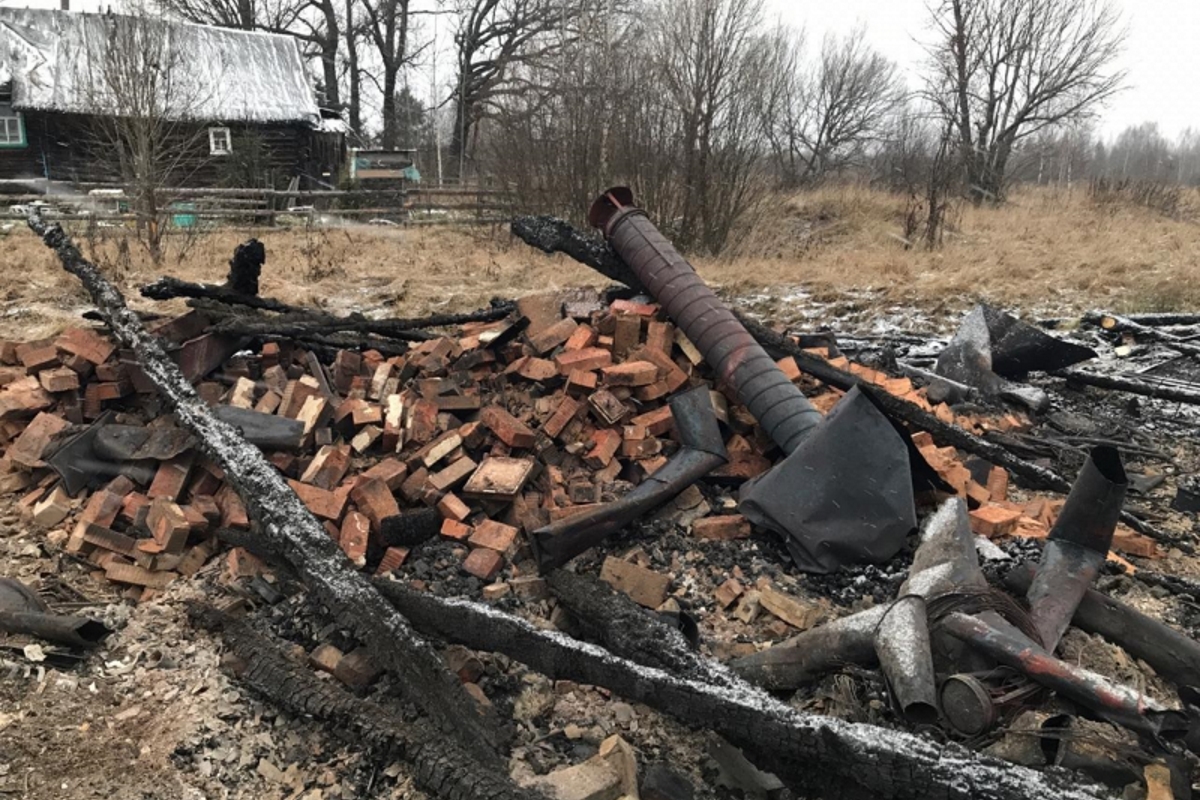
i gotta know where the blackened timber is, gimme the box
[141,276,300,312]
[209,306,515,342]
[1056,367,1200,406]
[28,214,501,766]
[510,216,646,292]
[188,605,541,800]
[374,579,1112,800]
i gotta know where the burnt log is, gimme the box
[510,216,646,291]
[28,214,501,765]
[1056,367,1200,406]
[1005,564,1200,691]
[373,579,1112,800]
[141,275,299,313]
[1082,311,1200,357]
[0,610,111,648]
[188,605,541,800]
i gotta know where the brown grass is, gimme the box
[3,185,1198,338]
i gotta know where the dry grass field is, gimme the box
[3,184,1198,337]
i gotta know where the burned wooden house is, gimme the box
[0,8,345,190]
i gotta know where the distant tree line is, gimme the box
[150,0,1158,250]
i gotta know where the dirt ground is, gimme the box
[2,190,1200,799]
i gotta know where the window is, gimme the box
[208,127,232,156]
[0,104,26,148]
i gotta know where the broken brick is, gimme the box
[462,547,504,581]
[468,519,520,553]
[339,510,371,567]
[529,317,579,354]
[55,327,115,365]
[584,429,622,469]
[555,348,612,375]
[38,366,80,393]
[148,456,193,501]
[429,456,478,493]
[969,504,1024,538]
[288,479,349,521]
[147,498,190,554]
[437,492,472,522]
[441,518,473,541]
[374,546,410,575]
[692,514,751,540]
[350,477,400,533]
[601,361,658,387]
[7,411,69,469]
[300,444,352,490]
[600,557,670,609]
[480,405,537,449]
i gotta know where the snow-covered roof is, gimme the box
[0,8,322,126]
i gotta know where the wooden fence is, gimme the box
[0,185,514,228]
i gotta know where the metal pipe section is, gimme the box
[589,187,821,454]
[0,610,112,648]
[1026,446,1127,652]
[875,597,939,724]
[729,603,889,690]
[1005,563,1200,692]
[531,385,727,570]
[939,611,1189,739]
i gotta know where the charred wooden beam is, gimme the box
[140,275,300,313]
[374,579,1111,800]
[1055,367,1200,406]
[1082,311,1200,357]
[510,216,646,291]
[28,214,501,766]
[208,306,515,343]
[187,605,540,800]
[0,610,111,648]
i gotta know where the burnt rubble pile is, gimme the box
[0,194,1198,800]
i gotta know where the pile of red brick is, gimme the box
[0,289,1159,605]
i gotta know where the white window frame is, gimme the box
[208,127,232,156]
[0,107,26,148]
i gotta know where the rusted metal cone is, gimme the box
[875,596,938,724]
[939,611,1189,739]
[531,385,727,570]
[1027,446,1127,652]
[589,187,821,454]
[729,603,889,690]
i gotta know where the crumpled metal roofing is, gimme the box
[0,8,322,126]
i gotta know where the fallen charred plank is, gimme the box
[373,579,1112,800]
[140,275,299,313]
[1055,367,1200,406]
[510,215,646,292]
[1041,311,1200,329]
[28,214,500,765]
[1004,564,1200,691]
[209,305,514,342]
[546,569,731,685]
[187,605,540,800]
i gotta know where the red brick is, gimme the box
[363,458,408,491]
[215,484,250,529]
[0,376,53,420]
[288,479,349,521]
[563,325,598,352]
[542,395,581,439]
[437,492,472,522]
[17,343,59,373]
[468,519,519,553]
[408,399,440,444]
[528,317,579,354]
[480,406,537,449]
[441,518,473,541]
[555,347,612,375]
[429,456,478,492]
[38,367,80,393]
[612,314,642,358]
[601,361,658,387]
[56,328,114,365]
[7,411,69,469]
[645,321,674,356]
[630,406,674,437]
[300,444,352,490]
[565,370,598,397]
[374,546,410,575]
[462,547,504,581]
[148,456,193,501]
[584,429,622,469]
[226,547,266,579]
[340,511,371,567]
[599,557,670,608]
[610,299,658,317]
[968,504,1023,538]
[516,357,560,382]
[631,345,689,393]
[350,477,400,532]
[148,498,190,553]
[692,514,752,540]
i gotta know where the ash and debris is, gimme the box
[3,286,1200,799]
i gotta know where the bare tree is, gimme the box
[761,26,905,187]
[79,10,223,264]
[449,0,571,179]
[924,0,1126,202]
[361,0,413,149]
[343,0,363,134]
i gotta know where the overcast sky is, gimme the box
[4,0,1195,139]
[764,0,1200,139]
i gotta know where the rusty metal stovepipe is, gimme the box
[589,187,822,454]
